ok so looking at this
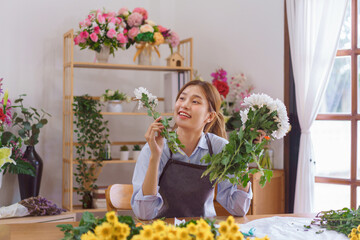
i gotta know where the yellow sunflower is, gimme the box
[140,225,153,239]
[80,231,99,240]
[106,211,118,224]
[186,222,197,235]
[152,220,166,233]
[177,228,190,240]
[226,216,235,226]
[218,222,229,235]
[229,224,239,234]
[94,222,113,239]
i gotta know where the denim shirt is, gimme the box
[131,132,253,220]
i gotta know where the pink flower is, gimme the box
[90,33,98,42]
[128,27,139,40]
[107,12,116,19]
[80,31,89,39]
[94,26,100,34]
[117,33,128,44]
[157,25,168,33]
[133,7,148,20]
[124,29,128,34]
[79,21,85,27]
[106,28,116,38]
[84,18,92,27]
[169,31,180,48]
[118,7,129,16]
[115,17,122,25]
[127,12,143,27]
[74,35,81,45]
[97,14,105,24]
[108,17,116,24]
[88,14,95,21]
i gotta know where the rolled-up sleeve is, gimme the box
[216,180,253,216]
[131,144,164,220]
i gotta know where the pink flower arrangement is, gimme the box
[74,7,181,57]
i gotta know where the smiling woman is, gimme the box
[131,80,253,220]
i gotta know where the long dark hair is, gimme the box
[175,80,226,139]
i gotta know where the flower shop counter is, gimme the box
[0,213,317,240]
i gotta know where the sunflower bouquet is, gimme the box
[58,211,270,240]
[201,93,290,187]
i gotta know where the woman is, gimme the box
[131,80,252,220]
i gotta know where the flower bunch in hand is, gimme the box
[201,93,290,187]
[134,87,184,155]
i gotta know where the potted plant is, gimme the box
[12,94,51,199]
[101,89,131,113]
[132,144,141,161]
[120,145,129,160]
[0,81,35,189]
[72,95,109,209]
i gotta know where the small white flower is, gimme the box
[145,19,156,26]
[125,96,132,103]
[108,22,116,30]
[123,11,129,17]
[106,90,115,97]
[134,87,150,100]
[240,109,249,126]
[243,93,274,109]
[271,99,290,139]
[100,96,105,102]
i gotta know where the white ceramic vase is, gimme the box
[96,46,110,63]
[132,151,141,161]
[120,151,129,161]
[106,100,123,112]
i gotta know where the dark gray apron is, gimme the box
[157,133,214,218]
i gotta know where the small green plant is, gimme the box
[12,94,51,146]
[120,145,129,151]
[101,89,129,102]
[133,144,141,151]
[73,95,109,208]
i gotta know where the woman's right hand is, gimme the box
[144,117,165,159]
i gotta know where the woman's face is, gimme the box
[174,85,214,131]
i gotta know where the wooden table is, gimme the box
[0,213,316,240]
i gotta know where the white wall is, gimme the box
[0,0,284,207]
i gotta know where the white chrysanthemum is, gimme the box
[240,109,249,126]
[243,93,274,109]
[134,87,150,100]
[106,90,114,97]
[271,99,290,139]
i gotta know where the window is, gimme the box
[312,0,359,212]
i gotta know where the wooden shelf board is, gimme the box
[73,141,146,147]
[101,112,173,116]
[72,206,107,213]
[73,159,136,164]
[73,62,192,72]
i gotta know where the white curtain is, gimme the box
[286,0,349,213]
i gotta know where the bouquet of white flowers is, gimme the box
[202,93,290,187]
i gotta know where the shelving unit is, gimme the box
[62,29,193,212]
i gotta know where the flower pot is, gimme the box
[132,151,141,161]
[96,46,110,63]
[82,191,93,209]
[106,100,123,112]
[120,151,129,161]
[18,146,43,200]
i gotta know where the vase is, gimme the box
[18,146,43,200]
[106,100,123,112]
[120,151,129,160]
[96,46,110,63]
[137,45,156,65]
[82,191,93,209]
[132,151,141,161]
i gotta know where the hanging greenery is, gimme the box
[72,95,109,208]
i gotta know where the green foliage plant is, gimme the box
[133,144,141,151]
[310,207,360,236]
[101,89,128,102]
[57,212,141,240]
[12,94,51,146]
[72,95,109,206]
[120,145,129,151]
